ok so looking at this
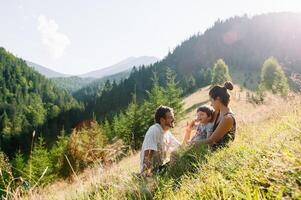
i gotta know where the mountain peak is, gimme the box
[79,56,159,78]
[26,61,71,78]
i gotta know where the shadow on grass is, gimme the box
[184,100,210,114]
[164,143,210,180]
[126,176,155,200]
[127,144,211,199]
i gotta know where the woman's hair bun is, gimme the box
[224,81,234,91]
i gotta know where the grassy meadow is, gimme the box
[11,86,299,200]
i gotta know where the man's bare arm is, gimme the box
[142,149,154,176]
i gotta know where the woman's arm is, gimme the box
[204,116,233,145]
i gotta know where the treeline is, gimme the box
[79,64,211,123]
[51,76,95,93]
[51,69,131,97]
[72,69,131,102]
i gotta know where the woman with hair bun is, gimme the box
[193,81,236,150]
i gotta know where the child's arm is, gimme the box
[183,128,192,143]
[182,120,196,143]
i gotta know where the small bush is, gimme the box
[66,121,108,174]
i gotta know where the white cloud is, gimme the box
[37,15,70,59]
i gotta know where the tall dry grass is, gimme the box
[9,87,301,199]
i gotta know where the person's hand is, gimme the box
[190,140,202,147]
[186,119,197,131]
[141,168,153,177]
[170,151,178,165]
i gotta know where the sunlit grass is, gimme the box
[168,113,301,199]
[69,97,301,199]
[11,89,300,200]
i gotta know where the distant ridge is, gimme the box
[79,56,158,78]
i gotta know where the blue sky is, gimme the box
[1,0,300,75]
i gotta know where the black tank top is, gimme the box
[211,111,236,151]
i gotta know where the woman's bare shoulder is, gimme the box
[221,115,234,125]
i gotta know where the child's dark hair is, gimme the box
[209,82,234,106]
[197,105,215,118]
[155,105,173,124]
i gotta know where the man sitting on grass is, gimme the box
[140,105,181,177]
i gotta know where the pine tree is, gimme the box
[27,137,54,184]
[260,57,289,96]
[165,68,184,120]
[103,80,112,92]
[196,67,212,87]
[12,151,26,178]
[119,94,143,149]
[140,72,166,133]
[111,115,120,140]
[114,112,131,146]
[50,129,69,175]
[1,111,12,136]
[183,75,196,94]
[211,59,232,85]
[102,119,113,141]
[204,68,213,85]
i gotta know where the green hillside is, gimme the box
[79,12,301,122]
[0,47,83,156]
[22,86,301,200]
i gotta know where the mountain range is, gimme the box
[26,56,158,78]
